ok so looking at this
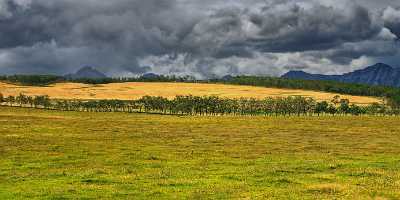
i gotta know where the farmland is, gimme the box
[0,82,381,105]
[1,107,400,199]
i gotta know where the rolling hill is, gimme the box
[0,82,381,105]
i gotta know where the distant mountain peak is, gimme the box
[65,66,108,79]
[283,70,309,75]
[141,73,160,79]
[221,75,234,81]
[77,66,96,72]
[282,70,321,80]
[362,63,393,71]
[373,63,393,68]
[282,63,400,87]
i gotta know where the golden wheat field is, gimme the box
[0,82,381,104]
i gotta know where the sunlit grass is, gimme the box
[0,107,399,199]
[0,82,381,105]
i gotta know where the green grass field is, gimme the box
[1,107,400,199]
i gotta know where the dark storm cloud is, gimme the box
[0,0,399,77]
[0,0,198,75]
[247,4,381,52]
[382,6,400,38]
[180,2,381,58]
[0,0,53,48]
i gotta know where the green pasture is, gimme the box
[0,107,399,199]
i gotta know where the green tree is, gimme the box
[339,99,350,115]
[315,101,329,116]
[387,94,400,111]
[349,104,364,116]
[16,93,28,107]
[327,104,337,116]
[6,95,15,106]
[27,96,34,107]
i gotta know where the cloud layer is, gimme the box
[0,0,399,78]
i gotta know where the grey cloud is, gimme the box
[0,0,194,75]
[182,8,251,58]
[0,1,12,18]
[283,65,308,71]
[247,4,381,52]
[382,6,400,38]
[181,2,383,58]
[307,39,399,65]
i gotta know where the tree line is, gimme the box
[0,93,397,116]
[0,75,63,86]
[211,76,400,108]
[0,74,195,86]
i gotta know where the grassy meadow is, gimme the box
[1,107,400,199]
[0,82,381,105]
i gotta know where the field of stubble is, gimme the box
[0,82,381,105]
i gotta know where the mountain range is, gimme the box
[282,63,400,87]
[64,63,400,87]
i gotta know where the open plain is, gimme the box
[1,107,399,199]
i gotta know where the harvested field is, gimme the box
[0,82,381,105]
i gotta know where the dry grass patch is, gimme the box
[307,183,346,194]
[0,82,381,105]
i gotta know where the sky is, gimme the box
[0,0,399,78]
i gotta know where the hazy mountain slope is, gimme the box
[64,66,108,79]
[282,63,400,87]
